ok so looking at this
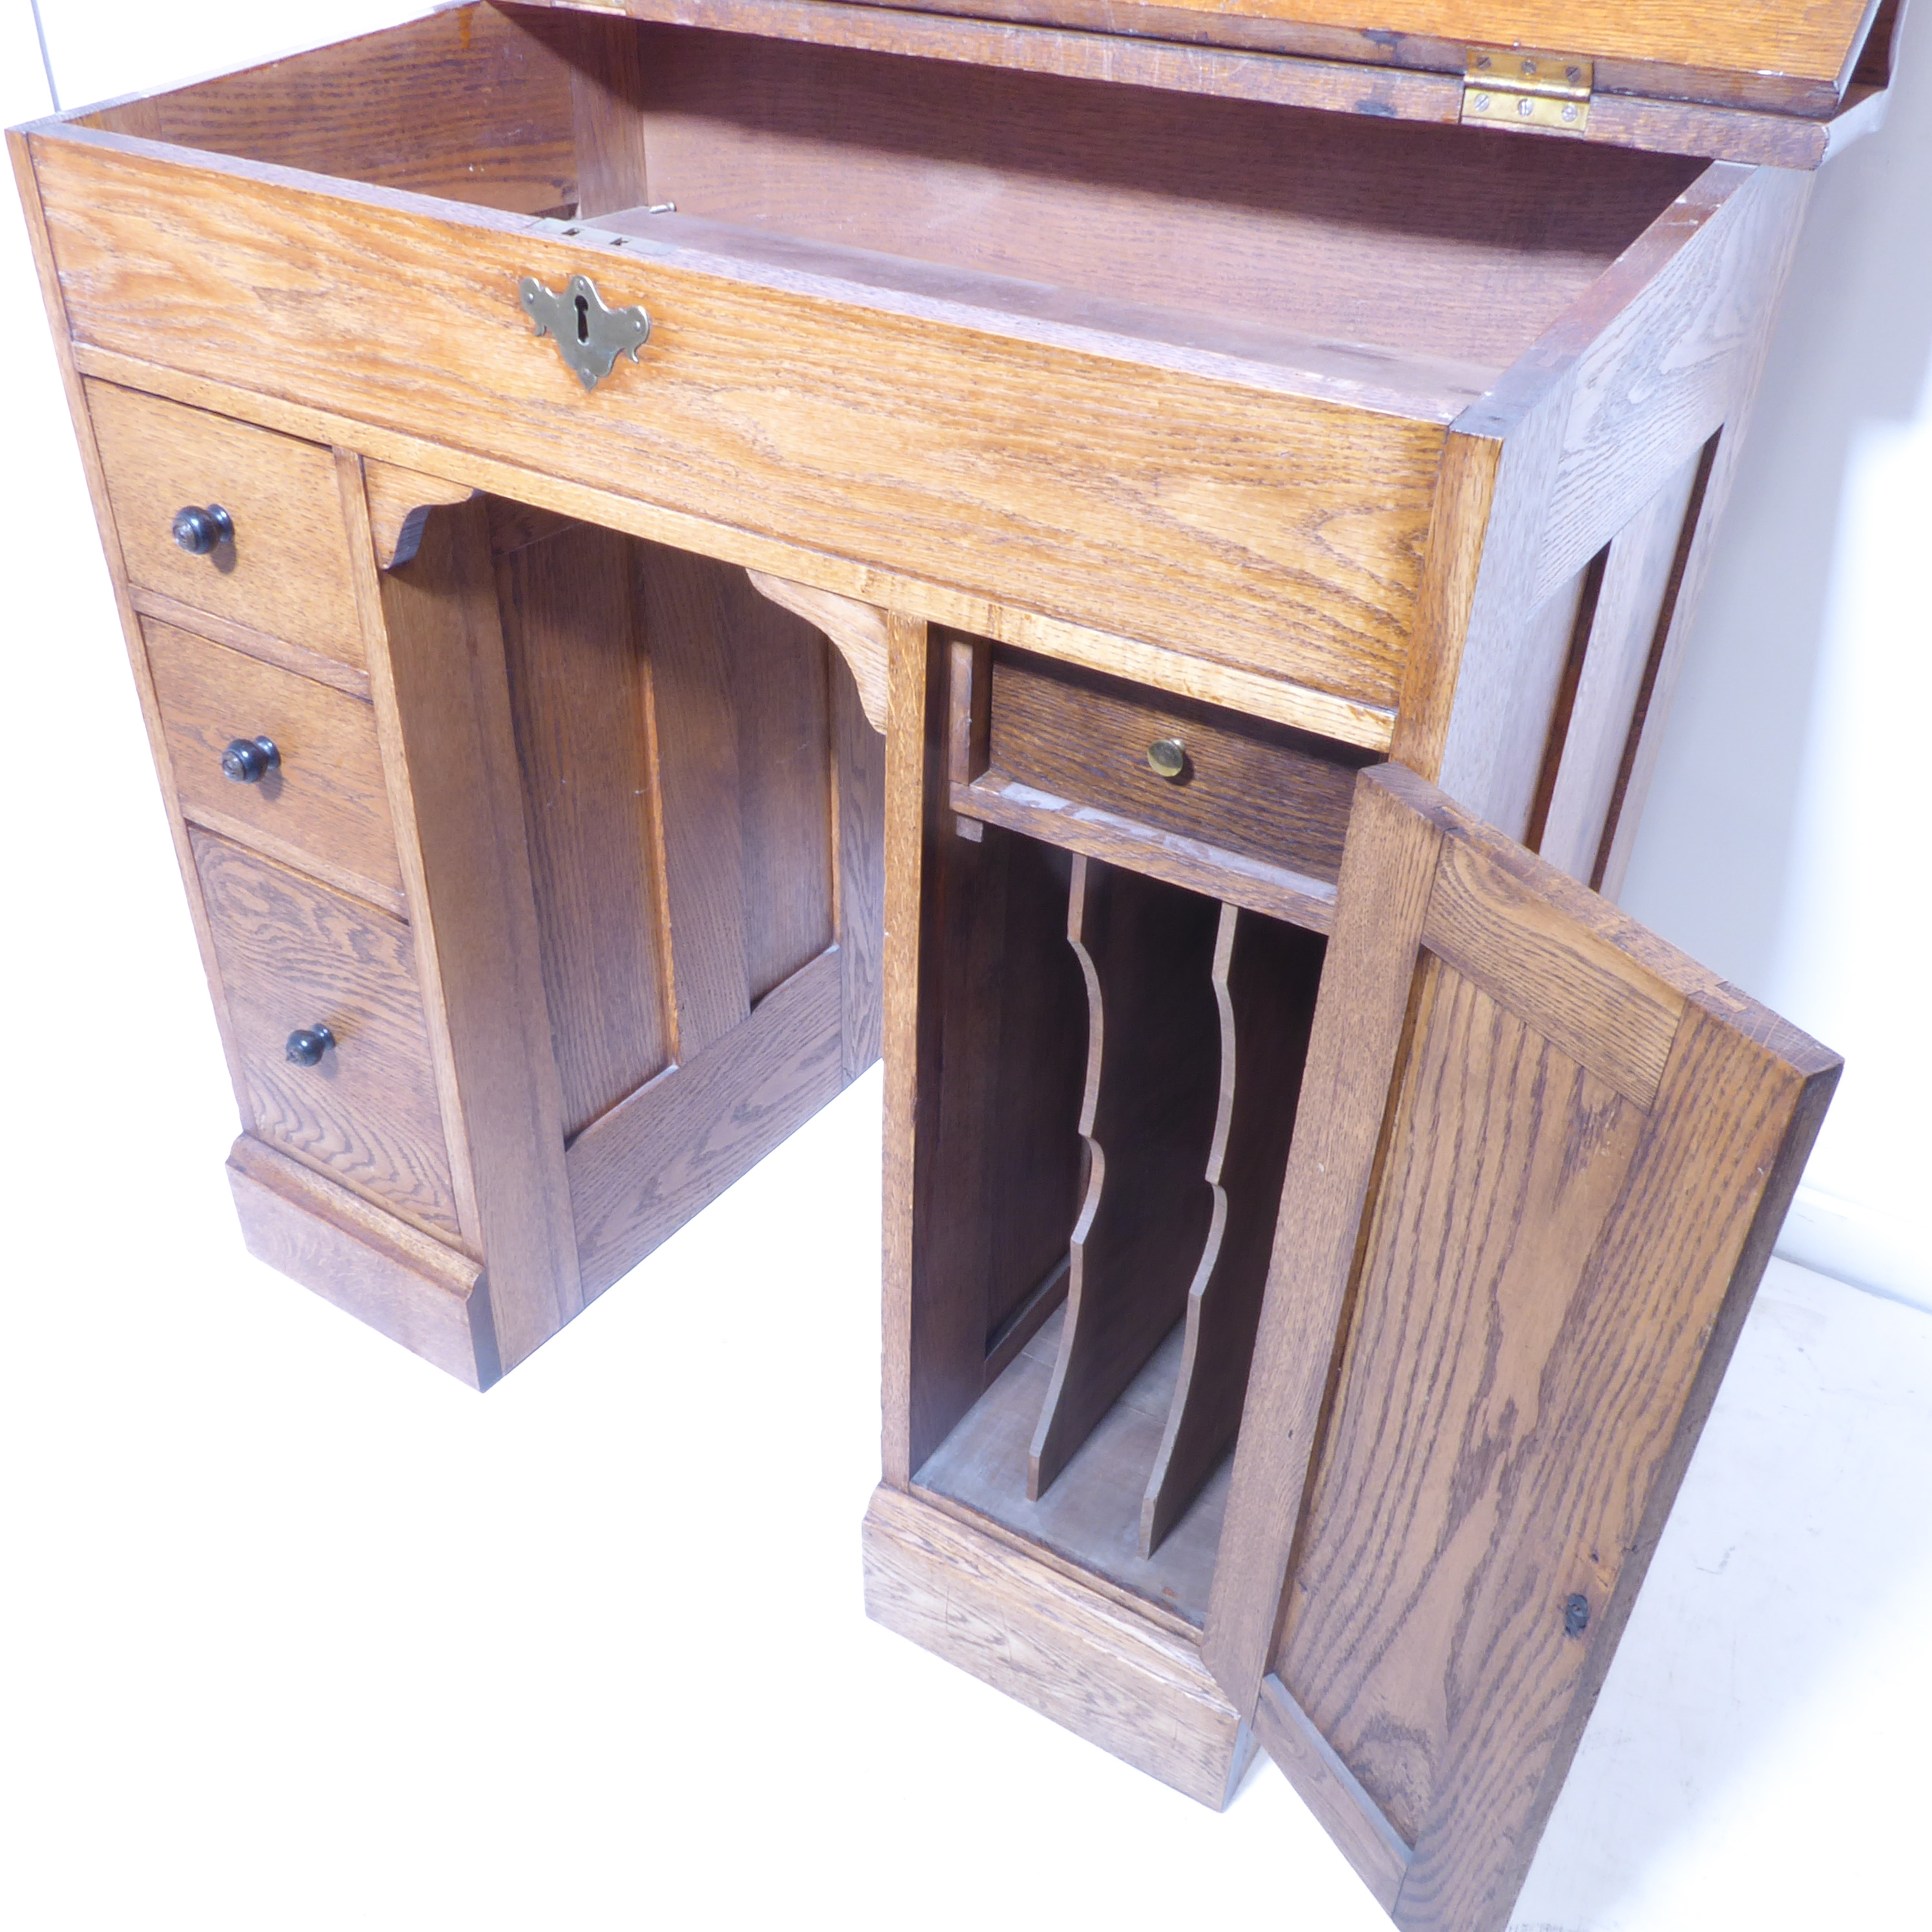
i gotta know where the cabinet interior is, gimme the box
[82,0,1706,414]
[912,822,1327,1628]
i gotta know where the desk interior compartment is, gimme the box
[910,810,1328,1624]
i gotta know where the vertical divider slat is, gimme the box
[1141,906,1324,1554]
[1027,855,1222,1499]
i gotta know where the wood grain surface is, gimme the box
[129,586,371,699]
[987,648,1372,887]
[611,24,1693,371]
[918,1309,1231,1630]
[566,947,846,1297]
[145,618,403,913]
[1205,764,1840,1932]
[227,1133,497,1389]
[863,1482,1254,1809]
[85,378,364,668]
[951,772,1340,934]
[747,570,889,733]
[512,0,1881,166]
[79,4,579,216]
[643,539,836,1033]
[494,514,671,1135]
[61,343,1397,752]
[191,828,462,1240]
[1253,1670,1410,1909]
[364,460,477,570]
[1534,448,1705,883]
[1142,907,1324,1556]
[832,649,887,1079]
[33,129,1445,713]
[365,492,584,1365]
[796,0,1878,103]
[1401,162,1809,827]
[1030,859,1222,1498]
[1203,769,1444,1710]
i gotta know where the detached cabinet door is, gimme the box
[1202,764,1839,1932]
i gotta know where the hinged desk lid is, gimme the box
[827,0,1899,117]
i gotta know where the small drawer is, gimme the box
[147,621,403,913]
[190,829,462,1242]
[963,647,1374,901]
[86,380,364,670]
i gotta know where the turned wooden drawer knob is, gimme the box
[221,735,280,784]
[284,1024,337,1067]
[170,503,234,554]
[1146,737,1187,781]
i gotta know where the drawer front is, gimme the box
[41,141,1442,717]
[85,380,364,669]
[147,621,402,910]
[190,829,462,1241]
[986,649,1373,887]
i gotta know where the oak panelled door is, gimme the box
[1204,765,1838,1932]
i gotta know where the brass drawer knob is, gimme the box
[221,735,281,784]
[171,503,234,554]
[284,1024,337,1067]
[1146,737,1187,781]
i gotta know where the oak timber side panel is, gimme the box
[369,496,584,1370]
[1536,447,1707,884]
[493,513,671,1137]
[77,4,579,217]
[1031,859,1222,1498]
[640,540,836,1051]
[566,947,847,1297]
[1400,163,1811,816]
[1142,906,1323,1556]
[30,130,1444,714]
[144,617,403,913]
[190,828,462,1241]
[863,1483,1254,1809]
[833,651,888,1080]
[627,25,1699,371]
[1207,766,1838,1932]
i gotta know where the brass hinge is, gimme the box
[1461,46,1594,135]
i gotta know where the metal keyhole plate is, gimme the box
[520,272,651,393]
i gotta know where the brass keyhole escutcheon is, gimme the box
[519,273,651,392]
[1147,737,1186,781]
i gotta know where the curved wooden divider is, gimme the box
[1140,907,1324,1554]
[1027,855,1221,1499]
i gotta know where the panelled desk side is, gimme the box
[7,7,1874,1929]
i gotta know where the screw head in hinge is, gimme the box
[1564,1593,1590,1638]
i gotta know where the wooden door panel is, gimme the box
[1206,763,1838,1932]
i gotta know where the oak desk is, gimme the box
[11,3,1895,1926]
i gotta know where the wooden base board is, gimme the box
[861,1483,1255,1809]
[226,1135,498,1389]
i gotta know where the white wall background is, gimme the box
[1615,3,1932,1310]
